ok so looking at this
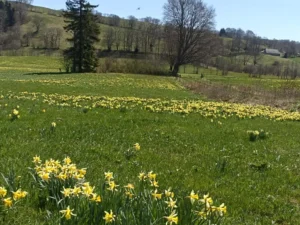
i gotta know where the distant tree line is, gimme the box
[220,27,300,58]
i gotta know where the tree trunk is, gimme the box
[172,64,180,76]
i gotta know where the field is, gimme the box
[1,56,300,224]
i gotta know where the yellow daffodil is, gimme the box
[90,193,101,203]
[200,193,213,208]
[165,198,177,209]
[104,171,114,181]
[0,187,7,197]
[187,190,199,204]
[217,203,227,216]
[103,210,115,224]
[124,183,134,190]
[61,187,72,198]
[33,155,41,164]
[12,189,27,200]
[72,186,82,196]
[138,172,147,181]
[82,183,95,196]
[63,156,71,165]
[152,189,162,200]
[125,191,134,199]
[165,188,175,198]
[3,197,13,208]
[60,206,76,220]
[150,180,159,188]
[164,211,178,225]
[39,172,50,181]
[148,171,157,180]
[107,181,119,192]
[134,143,140,151]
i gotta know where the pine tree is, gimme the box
[63,0,100,73]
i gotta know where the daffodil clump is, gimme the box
[0,185,27,214]
[6,91,300,121]
[30,156,226,225]
[8,107,20,121]
[247,129,268,141]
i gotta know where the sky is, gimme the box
[33,0,300,42]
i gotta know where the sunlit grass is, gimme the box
[0,57,300,224]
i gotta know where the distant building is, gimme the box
[263,49,281,56]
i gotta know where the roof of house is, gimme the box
[265,49,281,55]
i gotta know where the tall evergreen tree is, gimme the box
[63,0,100,73]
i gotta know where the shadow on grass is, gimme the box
[23,72,71,76]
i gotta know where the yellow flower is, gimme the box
[12,189,28,200]
[164,211,178,225]
[90,193,101,203]
[165,198,177,209]
[125,191,134,199]
[104,171,114,181]
[196,210,207,219]
[165,188,174,198]
[152,189,162,200]
[187,190,199,204]
[103,210,115,224]
[72,186,82,196]
[82,183,95,196]
[60,206,76,220]
[51,122,56,128]
[13,109,19,116]
[124,183,134,190]
[217,203,227,216]
[200,193,213,208]
[150,180,159,188]
[33,155,41,164]
[107,181,119,192]
[39,172,50,181]
[61,187,72,198]
[78,168,87,176]
[3,197,13,208]
[56,172,67,180]
[63,156,71,165]
[148,171,157,180]
[42,109,46,113]
[134,143,140,151]
[138,172,147,181]
[0,187,7,197]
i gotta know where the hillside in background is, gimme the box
[0,2,299,79]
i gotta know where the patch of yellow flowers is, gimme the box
[6,91,300,121]
[1,74,182,90]
[31,156,226,224]
[0,186,27,209]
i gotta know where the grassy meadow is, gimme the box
[0,56,300,224]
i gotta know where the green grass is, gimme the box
[0,56,300,224]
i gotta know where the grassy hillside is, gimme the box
[0,56,300,224]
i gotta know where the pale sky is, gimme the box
[33,0,300,41]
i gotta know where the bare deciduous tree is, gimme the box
[128,15,137,29]
[43,27,63,49]
[163,0,216,76]
[103,27,115,51]
[13,0,33,24]
[31,15,44,34]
